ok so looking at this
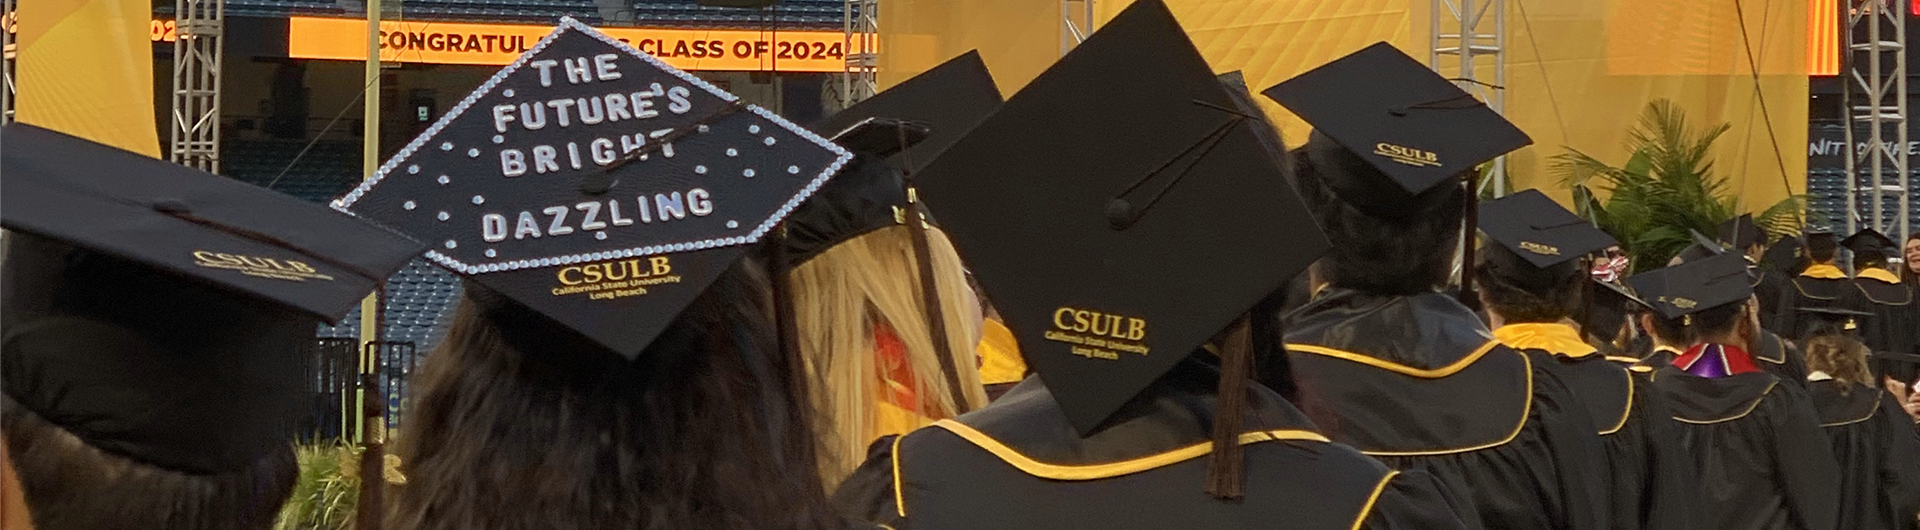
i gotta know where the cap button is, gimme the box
[1105,199,1136,230]
[579,173,616,196]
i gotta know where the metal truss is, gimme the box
[170,0,224,172]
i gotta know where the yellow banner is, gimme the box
[14,0,159,157]
[288,17,852,72]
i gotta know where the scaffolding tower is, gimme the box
[171,0,224,172]
[1061,0,1095,57]
[3,0,16,125]
[839,0,878,109]
[1428,0,1507,196]
[1841,0,1910,241]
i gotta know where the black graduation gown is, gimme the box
[1646,368,1840,530]
[1754,330,1814,392]
[1283,289,1609,530]
[1808,378,1920,530]
[1496,324,1695,530]
[832,358,1475,530]
[1846,270,1917,357]
[1777,267,1864,341]
[1756,268,1794,334]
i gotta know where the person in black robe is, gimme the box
[1840,229,1917,360]
[1268,44,1608,530]
[832,5,1475,528]
[1758,235,1808,334]
[1656,237,1814,389]
[1473,190,1692,530]
[1778,228,1867,340]
[1802,327,1920,530]
[1627,254,1841,530]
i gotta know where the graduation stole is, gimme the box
[1858,267,1902,284]
[1492,323,1597,358]
[1800,263,1847,280]
[1674,343,1760,378]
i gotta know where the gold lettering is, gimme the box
[1518,241,1560,256]
[1371,142,1442,168]
[1071,310,1092,333]
[602,262,629,281]
[1125,318,1147,340]
[1053,308,1075,330]
[558,266,585,286]
[650,256,671,276]
[1089,313,1113,336]
[288,261,317,274]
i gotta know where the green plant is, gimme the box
[274,444,360,530]
[1551,99,1803,272]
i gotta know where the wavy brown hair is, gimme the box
[1805,334,1873,392]
[390,258,842,530]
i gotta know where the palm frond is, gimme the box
[1548,99,1798,273]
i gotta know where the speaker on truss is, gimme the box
[697,0,780,7]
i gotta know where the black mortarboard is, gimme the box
[815,51,1002,174]
[1476,189,1617,290]
[1,125,422,474]
[1806,226,1838,255]
[777,119,933,269]
[1797,306,1873,337]
[1717,214,1765,250]
[1842,228,1896,261]
[1625,252,1754,320]
[1763,236,1805,274]
[333,19,852,359]
[1580,278,1645,342]
[1264,42,1532,219]
[0,123,423,323]
[1676,229,1728,263]
[913,0,1329,436]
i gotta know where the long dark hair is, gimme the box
[1903,232,1920,282]
[391,258,841,530]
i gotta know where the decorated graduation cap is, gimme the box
[1718,214,1765,250]
[914,0,1329,461]
[333,19,852,359]
[814,51,1002,174]
[1625,252,1754,321]
[1841,228,1896,262]
[1476,189,1618,291]
[1264,42,1532,220]
[1,123,423,474]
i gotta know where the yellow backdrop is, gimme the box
[878,0,1808,213]
[15,0,160,157]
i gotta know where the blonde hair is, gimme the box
[788,225,986,487]
[1805,334,1873,391]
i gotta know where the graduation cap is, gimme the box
[814,51,1002,174]
[1,123,423,323]
[1579,278,1645,345]
[1625,252,1754,321]
[1762,236,1805,275]
[1796,306,1872,336]
[1841,228,1896,262]
[1805,226,1838,255]
[333,19,852,359]
[1676,229,1729,264]
[1718,214,1765,250]
[1,124,423,474]
[1264,42,1532,221]
[914,0,1328,439]
[1476,189,1617,291]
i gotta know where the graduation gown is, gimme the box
[1492,323,1695,530]
[832,357,1475,530]
[1646,367,1840,530]
[1846,268,1917,357]
[1808,377,1920,530]
[1755,268,1794,334]
[1283,289,1609,530]
[1778,264,1864,341]
[1643,333,1810,392]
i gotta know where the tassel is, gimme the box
[1206,316,1253,501]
